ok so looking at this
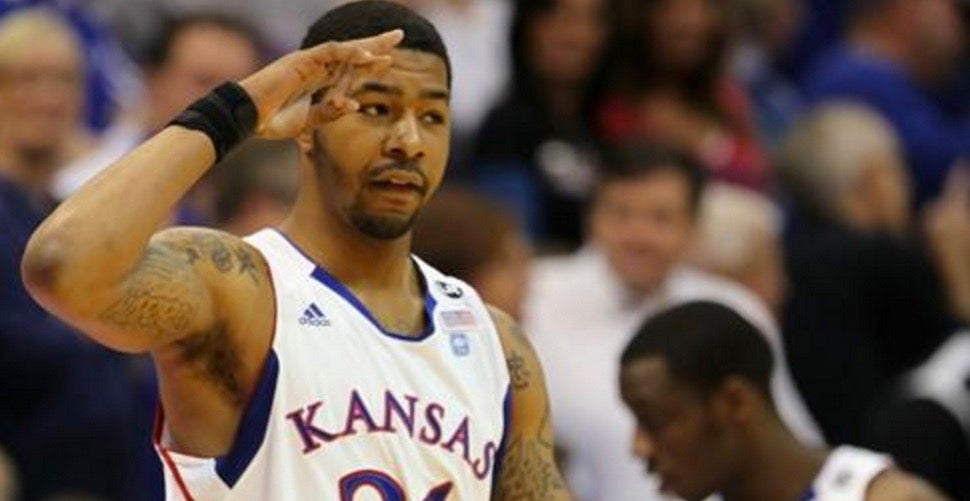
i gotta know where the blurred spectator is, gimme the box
[597,0,770,191]
[778,0,847,81]
[524,144,821,501]
[0,0,143,133]
[803,0,969,206]
[467,0,610,250]
[779,103,957,446]
[725,0,804,150]
[867,331,970,500]
[0,9,133,500]
[211,139,299,236]
[52,10,264,218]
[689,182,786,314]
[619,301,948,501]
[412,187,533,320]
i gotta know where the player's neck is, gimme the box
[724,424,825,501]
[281,190,416,292]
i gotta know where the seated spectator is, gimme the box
[619,301,948,501]
[524,144,821,501]
[690,182,786,314]
[0,9,133,500]
[412,187,532,320]
[779,103,956,446]
[597,0,770,191]
[468,0,611,250]
[0,0,142,133]
[802,0,969,206]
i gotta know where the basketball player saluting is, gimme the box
[21,2,570,499]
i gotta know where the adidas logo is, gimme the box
[299,303,330,327]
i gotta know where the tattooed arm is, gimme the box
[26,223,266,353]
[488,306,572,501]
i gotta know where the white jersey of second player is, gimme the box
[804,446,893,501]
[154,228,512,500]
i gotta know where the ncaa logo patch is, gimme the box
[450,332,470,356]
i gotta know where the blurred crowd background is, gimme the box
[0,0,967,499]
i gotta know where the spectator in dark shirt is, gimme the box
[802,0,969,206]
[468,0,611,250]
[0,10,133,500]
[778,103,956,447]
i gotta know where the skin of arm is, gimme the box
[488,306,572,501]
[867,470,951,501]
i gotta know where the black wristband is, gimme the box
[169,81,258,162]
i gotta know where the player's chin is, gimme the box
[349,211,419,240]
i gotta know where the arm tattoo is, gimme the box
[507,351,531,391]
[495,406,568,500]
[233,243,259,284]
[192,233,233,273]
[99,244,203,340]
[99,231,260,341]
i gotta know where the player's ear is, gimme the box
[713,376,762,425]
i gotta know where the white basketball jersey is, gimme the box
[154,229,511,500]
[804,446,893,501]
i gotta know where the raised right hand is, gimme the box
[239,30,404,140]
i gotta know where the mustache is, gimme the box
[366,161,429,195]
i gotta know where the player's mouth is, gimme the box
[367,169,427,195]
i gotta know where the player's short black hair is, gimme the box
[621,301,774,400]
[595,142,708,216]
[300,0,451,88]
[144,11,264,69]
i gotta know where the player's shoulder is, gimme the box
[152,225,248,253]
[867,469,950,501]
[484,304,534,360]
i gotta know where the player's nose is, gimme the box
[384,112,424,161]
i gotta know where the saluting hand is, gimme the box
[238,29,404,140]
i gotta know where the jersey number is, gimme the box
[340,470,453,500]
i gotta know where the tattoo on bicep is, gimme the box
[507,351,531,391]
[495,419,568,499]
[99,245,204,340]
[192,233,233,273]
[233,244,259,284]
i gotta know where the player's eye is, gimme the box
[360,103,390,117]
[420,111,446,125]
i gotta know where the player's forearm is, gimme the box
[22,126,216,314]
